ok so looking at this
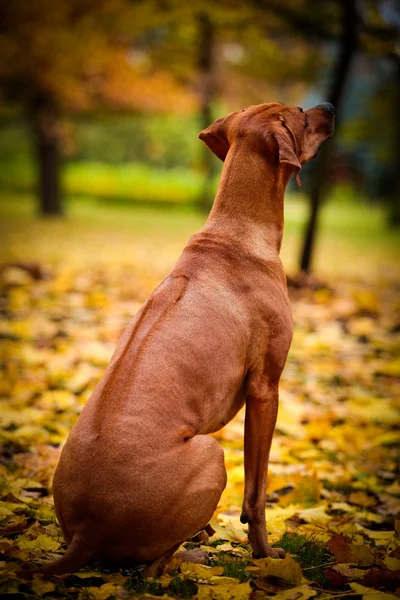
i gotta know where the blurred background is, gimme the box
[0,0,399,278]
[0,5,399,591]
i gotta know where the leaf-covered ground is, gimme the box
[0,201,399,599]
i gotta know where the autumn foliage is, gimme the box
[0,215,399,598]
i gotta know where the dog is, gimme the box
[21,101,334,577]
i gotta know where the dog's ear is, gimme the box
[198,117,230,162]
[272,121,302,187]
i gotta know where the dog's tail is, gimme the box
[17,533,99,579]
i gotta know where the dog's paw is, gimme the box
[267,546,286,559]
[252,545,285,559]
[175,548,209,565]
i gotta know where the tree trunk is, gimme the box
[31,96,63,216]
[299,0,358,273]
[388,55,400,227]
[197,12,217,212]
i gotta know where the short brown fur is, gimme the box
[20,101,334,577]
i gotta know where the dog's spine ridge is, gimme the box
[18,534,98,578]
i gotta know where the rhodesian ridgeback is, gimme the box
[21,101,334,577]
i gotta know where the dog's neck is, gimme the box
[205,141,293,256]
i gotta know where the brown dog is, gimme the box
[22,101,334,577]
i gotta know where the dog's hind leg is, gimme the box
[173,434,227,539]
[142,434,226,575]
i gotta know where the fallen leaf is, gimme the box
[332,563,368,579]
[195,581,252,600]
[383,556,400,571]
[31,574,56,595]
[350,582,399,600]
[327,534,375,566]
[252,554,302,586]
[180,562,224,580]
[73,570,107,579]
[17,533,61,552]
[295,504,332,526]
[273,585,317,600]
[85,582,121,600]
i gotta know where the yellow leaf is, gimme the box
[350,583,399,600]
[9,478,45,497]
[224,521,248,544]
[201,542,237,554]
[195,581,252,600]
[0,505,13,520]
[209,518,243,543]
[86,583,120,600]
[375,358,400,376]
[254,554,302,586]
[360,529,394,546]
[383,556,400,571]
[330,502,356,513]
[31,574,56,596]
[295,504,332,526]
[86,291,110,309]
[157,574,173,586]
[277,472,321,507]
[273,585,317,600]
[18,534,60,552]
[209,576,247,585]
[37,390,76,411]
[352,290,380,314]
[346,398,399,425]
[180,562,224,580]
[349,491,377,508]
[265,505,301,540]
[32,502,56,522]
[73,570,106,579]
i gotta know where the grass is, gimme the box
[211,554,251,582]
[277,533,334,588]
[124,571,198,599]
[0,160,209,206]
[0,190,398,282]
[65,163,206,205]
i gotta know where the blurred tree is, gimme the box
[344,0,400,227]
[138,1,321,208]
[0,0,195,215]
[340,58,399,224]
[298,0,359,273]
[197,12,217,211]
[254,0,399,272]
[386,54,400,226]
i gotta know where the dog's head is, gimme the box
[198,102,335,186]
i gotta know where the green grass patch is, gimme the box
[276,533,334,587]
[167,574,198,599]
[125,570,197,599]
[126,573,164,597]
[65,163,209,206]
[208,539,229,548]
[0,159,213,206]
[210,553,251,583]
